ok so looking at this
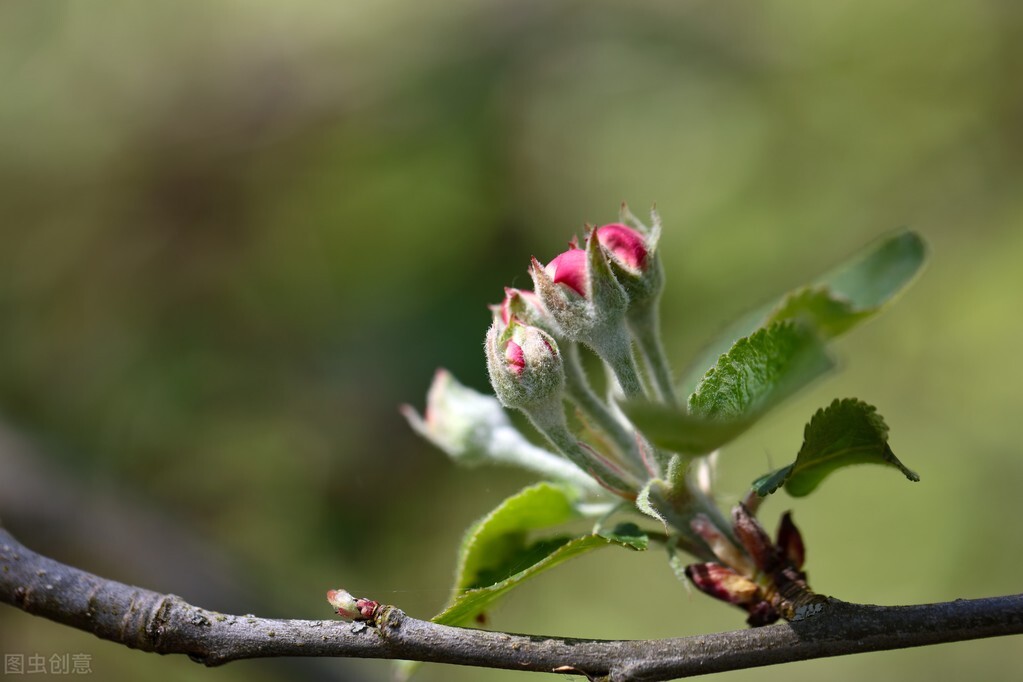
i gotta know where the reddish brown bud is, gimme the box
[746,601,781,627]
[776,511,806,570]
[356,597,380,620]
[685,563,760,606]
[690,514,755,576]
[731,504,781,574]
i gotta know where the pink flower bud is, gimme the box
[327,589,359,619]
[494,288,551,330]
[327,589,379,621]
[544,248,588,297]
[505,339,525,375]
[589,210,665,317]
[595,223,648,272]
[485,320,564,410]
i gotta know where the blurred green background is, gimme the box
[1,1,1021,680]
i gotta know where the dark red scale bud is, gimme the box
[356,598,380,620]
[685,562,760,606]
[745,601,781,627]
[731,504,781,574]
[776,511,806,570]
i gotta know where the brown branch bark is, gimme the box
[2,525,1022,681]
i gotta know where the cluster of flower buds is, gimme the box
[526,221,664,398]
[686,505,825,625]
[403,204,827,628]
[483,208,667,498]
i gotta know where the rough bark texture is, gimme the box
[2,526,1021,681]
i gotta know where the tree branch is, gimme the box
[2,526,1021,681]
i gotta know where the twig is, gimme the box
[2,526,1021,681]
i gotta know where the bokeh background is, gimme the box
[1,1,1021,680]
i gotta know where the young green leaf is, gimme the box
[618,404,754,456]
[680,230,926,394]
[430,482,646,629]
[822,229,926,310]
[752,398,920,498]
[688,322,834,422]
[597,521,649,550]
[623,323,833,457]
[763,287,871,339]
[394,510,647,682]
[451,482,579,600]
[750,464,793,497]
[432,530,646,627]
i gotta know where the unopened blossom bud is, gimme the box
[485,320,564,411]
[530,234,645,398]
[491,288,561,340]
[602,206,676,405]
[484,318,638,497]
[594,210,664,312]
[595,223,648,272]
[327,589,379,621]
[530,234,629,343]
[493,288,551,330]
[504,339,525,374]
[544,247,588,297]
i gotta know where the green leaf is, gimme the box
[752,398,920,497]
[624,323,833,456]
[598,521,649,550]
[764,287,871,339]
[750,464,793,496]
[821,230,926,310]
[618,402,754,456]
[451,482,579,598]
[680,230,926,394]
[432,530,646,627]
[429,482,646,629]
[688,322,834,422]
[666,543,691,585]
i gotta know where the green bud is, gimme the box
[485,320,564,411]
